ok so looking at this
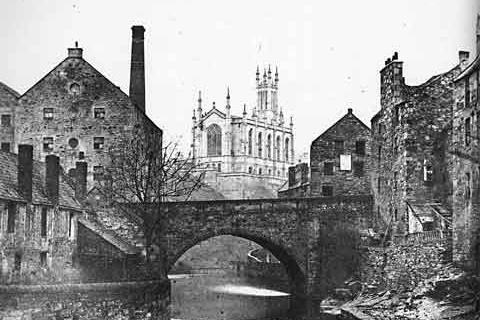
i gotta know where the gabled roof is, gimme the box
[0,150,81,210]
[203,107,226,119]
[0,81,20,99]
[313,110,370,144]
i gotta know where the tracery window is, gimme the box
[285,137,290,161]
[258,132,262,158]
[248,129,253,155]
[267,134,272,159]
[207,124,222,156]
[276,136,280,160]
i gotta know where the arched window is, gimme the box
[258,132,262,158]
[248,129,253,156]
[285,137,290,161]
[267,134,272,159]
[207,124,222,156]
[276,136,281,160]
[248,167,253,174]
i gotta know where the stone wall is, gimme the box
[0,82,18,152]
[0,280,170,320]
[310,108,371,198]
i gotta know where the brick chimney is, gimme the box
[18,145,33,202]
[45,155,60,203]
[129,25,146,112]
[75,161,87,201]
[68,41,83,58]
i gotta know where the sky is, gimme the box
[1,0,478,159]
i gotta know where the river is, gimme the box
[169,272,341,320]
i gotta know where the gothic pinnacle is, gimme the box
[227,87,230,100]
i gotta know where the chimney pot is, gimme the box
[45,155,60,203]
[68,46,83,58]
[348,108,353,114]
[18,145,33,202]
[129,25,146,112]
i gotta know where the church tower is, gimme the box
[256,65,279,122]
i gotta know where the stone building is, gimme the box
[451,15,480,268]
[0,145,82,283]
[309,108,371,197]
[191,66,294,199]
[4,26,161,188]
[278,162,310,198]
[371,52,462,236]
[0,82,19,152]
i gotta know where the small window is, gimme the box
[355,141,365,156]
[43,108,54,120]
[1,142,10,152]
[41,207,47,237]
[68,212,74,238]
[377,177,381,192]
[268,169,271,175]
[423,160,433,182]
[7,202,16,233]
[323,162,334,175]
[93,137,104,150]
[465,117,471,146]
[248,167,252,174]
[70,83,81,95]
[334,140,344,152]
[354,161,364,177]
[1,114,11,126]
[217,163,221,172]
[94,107,105,119]
[40,252,47,267]
[68,138,79,149]
[259,168,262,175]
[393,171,398,189]
[322,185,333,196]
[43,137,54,152]
[78,151,85,160]
[14,253,21,271]
[93,165,104,181]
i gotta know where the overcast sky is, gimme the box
[1,0,478,159]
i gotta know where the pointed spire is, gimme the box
[268,65,272,77]
[256,66,260,82]
[243,103,247,115]
[275,66,279,83]
[290,116,293,127]
[198,90,202,103]
[196,90,202,119]
[227,87,230,100]
[192,108,196,120]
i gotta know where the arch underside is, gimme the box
[165,228,307,297]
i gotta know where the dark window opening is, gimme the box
[423,222,434,231]
[248,167,252,174]
[94,107,106,119]
[323,162,334,175]
[43,108,54,120]
[354,161,364,177]
[217,163,221,172]
[68,212,74,238]
[93,165,104,181]
[377,177,381,192]
[40,252,47,267]
[423,160,433,183]
[43,137,54,152]
[1,142,10,152]
[259,168,262,175]
[393,171,398,190]
[355,141,366,156]
[41,207,47,237]
[334,140,344,153]
[14,253,21,271]
[1,114,11,126]
[78,151,85,160]
[93,137,104,150]
[465,117,471,146]
[7,202,16,233]
[377,146,382,162]
[322,185,333,197]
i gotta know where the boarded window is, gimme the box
[322,185,333,196]
[354,161,364,177]
[1,114,11,126]
[94,107,105,119]
[43,108,54,120]
[41,207,47,237]
[355,141,365,156]
[7,202,16,233]
[43,137,54,152]
[323,162,334,175]
[340,154,351,171]
[93,137,104,150]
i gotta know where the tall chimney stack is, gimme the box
[75,161,87,202]
[129,25,146,112]
[45,155,60,203]
[18,145,33,202]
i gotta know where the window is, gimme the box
[248,167,252,174]
[248,129,253,156]
[355,141,365,156]
[340,154,351,171]
[334,140,344,153]
[322,185,333,196]
[70,83,81,95]
[217,163,221,172]
[14,253,21,272]
[423,159,433,182]
[1,114,11,126]
[41,207,47,237]
[7,202,16,233]
[393,171,398,190]
[78,151,85,160]
[259,168,262,175]
[354,161,364,177]
[267,134,272,159]
[258,132,263,157]
[43,108,54,120]
[378,146,382,162]
[466,172,471,200]
[1,142,10,152]
[40,252,47,267]
[94,107,105,119]
[93,137,104,150]
[68,138,79,149]
[93,166,104,181]
[285,138,289,161]
[276,136,281,160]
[465,117,471,146]
[43,137,54,152]
[393,105,400,127]
[377,177,381,192]
[207,124,222,156]
[324,162,334,175]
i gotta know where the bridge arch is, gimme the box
[166,228,306,296]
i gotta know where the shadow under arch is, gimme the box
[167,229,307,298]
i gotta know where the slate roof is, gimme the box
[0,81,20,99]
[0,150,81,210]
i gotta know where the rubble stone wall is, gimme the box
[0,280,170,320]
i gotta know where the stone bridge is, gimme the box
[151,195,373,299]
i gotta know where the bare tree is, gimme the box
[97,124,204,276]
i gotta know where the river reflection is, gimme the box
[169,272,340,320]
